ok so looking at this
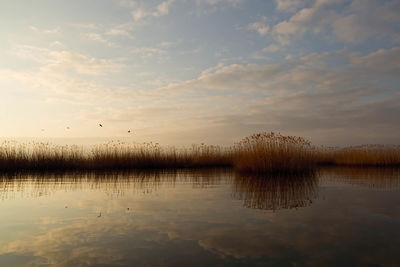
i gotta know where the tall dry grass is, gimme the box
[0,140,232,172]
[318,145,400,166]
[233,132,316,174]
[1,133,400,173]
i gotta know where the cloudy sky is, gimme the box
[1,0,399,146]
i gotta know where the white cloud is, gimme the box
[3,46,124,104]
[130,0,176,21]
[131,8,148,21]
[248,20,270,36]
[29,25,60,34]
[154,0,175,16]
[275,0,308,12]
[86,33,117,47]
[272,0,400,45]
[130,46,167,57]
[2,44,400,144]
[106,23,134,38]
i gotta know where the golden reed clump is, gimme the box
[233,132,316,174]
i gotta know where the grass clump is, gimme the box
[233,132,316,174]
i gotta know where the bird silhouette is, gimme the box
[97,212,102,218]
[99,124,103,127]
[128,130,131,133]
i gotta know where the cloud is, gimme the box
[131,8,148,21]
[29,25,60,34]
[196,0,243,6]
[130,46,168,57]
[275,0,308,12]
[105,23,134,38]
[2,43,399,145]
[141,47,400,144]
[154,0,175,16]
[272,0,400,45]
[2,45,125,107]
[86,33,117,47]
[130,0,176,21]
[248,18,270,36]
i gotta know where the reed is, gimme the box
[0,140,232,172]
[1,133,400,173]
[318,145,400,166]
[233,132,316,174]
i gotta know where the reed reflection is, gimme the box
[321,167,400,189]
[233,172,318,211]
[0,169,230,200]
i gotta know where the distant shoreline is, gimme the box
[1,132,399,174]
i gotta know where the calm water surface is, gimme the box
[0,168,399,266]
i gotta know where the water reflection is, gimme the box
[0,169,228,200]
[233,172,318,210]
[321,167,400,189]
[0,168,399,266]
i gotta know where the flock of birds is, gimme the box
[41,123,132,134]
[99,123,131,133]
[55,124,132,217]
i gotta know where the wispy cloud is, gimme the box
[271,0,400,45]
[248,17,270,36]
[86,33,117,47]
[29,25,60,34]
[105,23,134,38]
[2,45,399,144]
[130,0,176,21]
[275,0,308,13]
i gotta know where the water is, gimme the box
[0,168,399,267]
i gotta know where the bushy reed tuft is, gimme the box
[233,132,316,174]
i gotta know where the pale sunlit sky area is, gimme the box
[0,0,399,146]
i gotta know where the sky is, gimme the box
[0,0,399,146]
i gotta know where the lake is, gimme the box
[0,168,399,266]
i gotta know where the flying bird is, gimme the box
[128,130,131,133]
[99,124,103,127]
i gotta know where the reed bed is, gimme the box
[0,140,232,172]
[318,145,400,166]
[1,133,400,173]
[233,132,316,174]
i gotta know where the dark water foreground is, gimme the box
[0,168,399,267]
